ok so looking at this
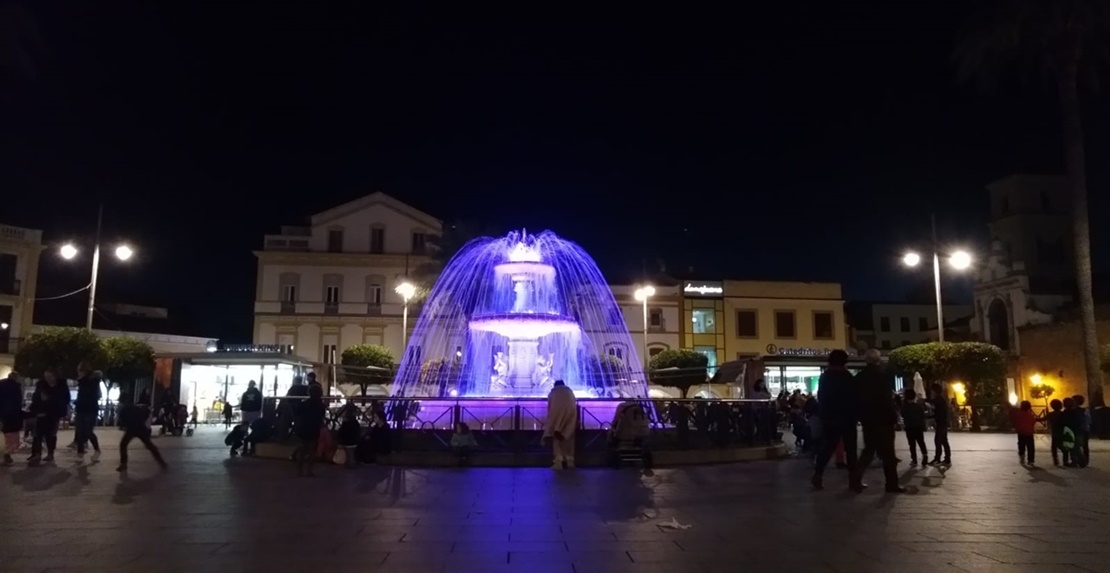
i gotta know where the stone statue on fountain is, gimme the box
[535,352,555,394]
[490,351,508,392]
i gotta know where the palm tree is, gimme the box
[955,0,1110,407]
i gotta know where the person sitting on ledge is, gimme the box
[609,400,652,469]
[450,422,478,466]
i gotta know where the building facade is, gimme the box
[847,302,974,351]
[972,174,1075,354]
[609,283,681,368]
[252,192,441,364]
[0,223,42,377]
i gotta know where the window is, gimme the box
[918,317,929,331]
[322,344,337,364]
[368,284,382,304]
[694,345,717,370]
[412,232,428,255]
[735,310,758,338]
[881,340,891,350]
[325,285,340,305]
[282,285,297,303]
[607,347,623,360]
[899,317,910,332]
[649,308,663,327]
[812,311,834,340]
[649,347,664,357]
[370,227,385,254]
[327,229,344,253]
[774,311,795,338]
[691,309,716,334]
[879,317,890,332]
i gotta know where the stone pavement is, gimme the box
[1,428,1109,573]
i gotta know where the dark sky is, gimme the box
[3,2,1109,341]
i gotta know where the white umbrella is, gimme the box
[913,372,925,398]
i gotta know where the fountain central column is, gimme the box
[506,338,539,395]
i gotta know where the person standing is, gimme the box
[0,371,25,465]
[1011,400,1037,466]
[29,368,69,465]
[855,349,905,493]
[1072,395,1090,468]
[116,392,167,472]
[900,388,928,466]
[812,350,860,490]
[240,380,263,426]
[545,380,577,470]
[73,361,103,462]
[928,383,952,466]
[293,384,327,477]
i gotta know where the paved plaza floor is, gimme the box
[1,427,1108,572]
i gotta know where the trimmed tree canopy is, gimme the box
[340,344,395,390]
[101,336,155,386]
[648,349,709,394]
[14,326,106,379]
[887,342,1007,403]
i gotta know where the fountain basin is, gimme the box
[468,312,581,339]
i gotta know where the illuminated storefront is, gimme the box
[761,346,865,395]
[680,280,725,374]
[157,346,311,423]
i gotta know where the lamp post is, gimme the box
[395,281,416,358]
[902,218,971,343]
[634,285,655,369]
[59,205,135,330]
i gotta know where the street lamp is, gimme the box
[395,281,416,357]
[634,285,655,369]
[902,246,973,343]
[58,205,135,329]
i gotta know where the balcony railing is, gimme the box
[367,303,382,316]
[324,302,339,315]
[280,301,296,314]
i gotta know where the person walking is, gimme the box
[29,368,69,465]
[855,350,905,493]
[0,371,24,465]
[901,388,928,466]
[116,392,167,472]
[928,383,952,466]
[240,381,263,426]
[545,380,578,470]
[293,384,327,477]
[811,350,860,491]
[73,361,103,462]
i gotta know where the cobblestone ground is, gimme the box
[1,427,1108,573]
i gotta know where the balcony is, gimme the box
[324,302,339,315]
[264,235,311,251]
[367,304,382,316]
[648,321,666,333]
[280,301,296,314]
[0,279,20,296]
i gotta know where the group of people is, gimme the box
[1010,394,1091,467]
[0,365,167,471]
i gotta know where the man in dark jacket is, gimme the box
[854,350,905,493]
[29,368,70,465]
[73,361,103,461]
[116,392,167,472]
[0,371,25,465]
[812,350,860,490]
[240,380,263,425]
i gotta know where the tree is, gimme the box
[955,1,1110,407]
[14,326,106,379]
[888,342,1008,429]
[648,349,709,397]
[340,344,395,396]
[101,336,155,398]
[1029,382,1056,411]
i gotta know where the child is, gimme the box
[1062,397,1081,467]
[901,389,928,466]
[116,392,167,472]
[1011,400,1036,465]
[1046,399,1068,467]
[225,424,246,456]
[337,410,361,469]
[450,422,478,466]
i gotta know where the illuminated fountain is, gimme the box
[392,230,646,401]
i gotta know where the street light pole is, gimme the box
[85,204,104,330]
[634,286,655,370]
[931,214,945,343]
[395,281,416,360]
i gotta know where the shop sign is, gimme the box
[684,281,723,296]
[765,344,852,357]
[221,344,288,353]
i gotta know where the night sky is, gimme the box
[3,3,1109,341]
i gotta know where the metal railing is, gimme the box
[261,396,781,454]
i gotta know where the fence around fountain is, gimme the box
[261,396,781,456]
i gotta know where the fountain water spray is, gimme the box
[392,230,647,399]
